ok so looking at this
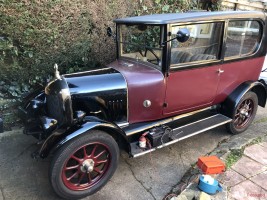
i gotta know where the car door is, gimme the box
[163,21,224,116]
[214,19,264,104]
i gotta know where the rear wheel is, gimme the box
[226,91,258,134]
[49,130,119,199]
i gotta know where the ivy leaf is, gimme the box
[9,86,15,91]
[142,5,147,11]
[14,48,18,56]
[162,5,170,12]
[28,52,33,58]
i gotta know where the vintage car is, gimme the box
[19,11,267,199]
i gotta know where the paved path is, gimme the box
[218,141,267,200]
[0,107,266,200]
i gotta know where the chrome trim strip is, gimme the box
[132,115,232,158]
[126,107,211,136]
[171,107,210,121]
[117,122,129,128]
[170,59,221,70]
[172,114,221,131]
[171,19,226,27]
[64,67,111,76]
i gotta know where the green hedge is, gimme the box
[0,0,137,113]
[0,1,94,97]
[0,0,220,127]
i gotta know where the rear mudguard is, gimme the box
[221,81,266,118]
[38,117,128,158]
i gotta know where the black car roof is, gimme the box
[114,11,266,24]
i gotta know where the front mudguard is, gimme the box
[38,117,128,158]
[221,81,266,118]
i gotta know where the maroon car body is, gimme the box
[19,11,267,199]
[109,56,264,123]
[108,60,165,123]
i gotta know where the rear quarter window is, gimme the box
[225,20,261,58]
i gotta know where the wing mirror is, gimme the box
[176,28,190,43]
[162,28,190,46]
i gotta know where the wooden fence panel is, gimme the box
[222,0,267,11]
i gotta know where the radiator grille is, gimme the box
[107,100,126,121]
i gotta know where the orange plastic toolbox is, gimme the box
[197,156,225,174]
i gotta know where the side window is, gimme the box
[170,22,223,66]
[225,20,260,58]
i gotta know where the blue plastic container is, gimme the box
[198,175,222,195]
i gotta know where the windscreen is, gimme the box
[119,24,163,69]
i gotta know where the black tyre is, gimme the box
[226,91,258,134]
[49,130,119,199]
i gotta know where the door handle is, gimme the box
[217,69,224,74]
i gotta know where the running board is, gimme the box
[130,114,232,158]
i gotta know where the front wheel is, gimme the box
[226,91,258,134]
[49,130,119,199]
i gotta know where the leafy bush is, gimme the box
[0,1,96,129]
[135,0,221,15]
[0,1,95,99]
[0,0,136,119]
[0,0,221,128]
[135,0,198,15]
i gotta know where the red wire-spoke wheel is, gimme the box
[62,143,111,191]
[226,91,258,134]
[233,99,254,129]
[50,130,119,199]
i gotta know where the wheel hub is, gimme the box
[233,97,255,129]
[62,142,111,191]
[81,159,95,173]
[240,109,249,117]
